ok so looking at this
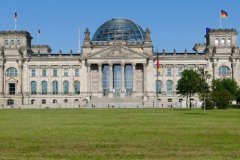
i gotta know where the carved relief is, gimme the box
[88,45,147,59]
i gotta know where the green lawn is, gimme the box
[0,109,239,160]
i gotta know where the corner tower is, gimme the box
[205,29,238,55]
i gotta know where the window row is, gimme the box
[4,39,21,46]
[156,80,173,95]
[31,80,80,95]
[30,68,80,77]
[32,98,80,105]
[214,38,231,46]
[157,68,184,76]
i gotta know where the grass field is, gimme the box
[0,109,239,160]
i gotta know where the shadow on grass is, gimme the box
[182,111,205,115]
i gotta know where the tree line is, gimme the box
[176,69,240,109]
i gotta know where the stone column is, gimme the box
[173,65,176,95]
[121,63,125,97]
[58,65,62,95]
[109,63,113,97]
[69,65,73,95]
[162,65,166,95]
[48,65,51,94]
[132,63,136,97]
[232,62,237,80]
[213,62,218,80]
[18,64,23,95]
[0,65,3,95]
[98,63,102,97]
[143,63,147,98]
[87,64,91,96]
[36,66,42,95]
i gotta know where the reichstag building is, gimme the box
[0,18,239,108]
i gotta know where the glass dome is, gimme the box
[92,18,145,43]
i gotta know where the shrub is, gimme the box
[228,104,240,109]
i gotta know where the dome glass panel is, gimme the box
[92,18,145,43]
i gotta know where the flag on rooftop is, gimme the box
[221,10,228,18]
[206,27,211,33]
[14,12,17,19]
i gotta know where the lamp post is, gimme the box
[201,70,211,114]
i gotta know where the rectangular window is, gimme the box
[75,69,80,77]
[42,99,46,104]
[166,68,172,76]
[64,69,68,77]
[31,69,36,77]
[42,69,47,77]
[9,83,15,95]
[53,69,58,77]
[178,68,184,76]
[31,99,35,104]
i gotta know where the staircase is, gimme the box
[88,96,143,108]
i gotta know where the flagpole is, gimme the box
[156,46,159,108]
[14,19,17,30]
[219,9,222,29]
[78,28,81,53]
[14,12,17,31]
[37,30,40,45]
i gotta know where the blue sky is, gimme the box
[0,0,239,53]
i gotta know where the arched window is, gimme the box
[214,38,219,46]
[16,39,21,46]
[52,80,58,95]
[63,81,69,94]
[74,81,80,94]
[10,40,14,46]
[31,81,37,95]
[221,38,225,45]
[156,80,162,94]
[227,38,231,45]
[7,99,14,106]
[6,67,17,77]
[4,40,8,46]
[167,80,173,95]
[219,66,230,76]
[41,81,47,95]
[53,99,57,103]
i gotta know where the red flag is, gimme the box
[221,10,228,18]
[157,55,160,74]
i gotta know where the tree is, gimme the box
[176,69,206,109]
[211,78,239,109]
[198,70,212,110]
[235,89,240,104]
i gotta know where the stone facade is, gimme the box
[0,19,239,108]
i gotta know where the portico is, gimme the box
[87,62,146,98]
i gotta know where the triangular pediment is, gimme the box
[86,45,148,59]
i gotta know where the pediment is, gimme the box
[86,45,148,59]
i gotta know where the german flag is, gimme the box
[221,10,228,18]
